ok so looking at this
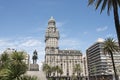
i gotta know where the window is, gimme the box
[67,73,69,76]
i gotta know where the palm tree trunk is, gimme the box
[77,72,79,80]
[110,51,118,80]
[57,71,58,80]
[112,0,120,47]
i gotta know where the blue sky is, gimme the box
[0,0,118,64]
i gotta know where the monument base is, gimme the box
[30,64,39,71]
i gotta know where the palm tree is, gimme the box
[59,68,63,77]
[58,68,63,80]
[0,52,9,62]
[55,66,60,77]
[103,37,120,80]
[73,64,82,80]
[88,0,120,47]
[54,65,63,80]
[6,51,28,80]
[17,75,38,80]
[0,52,10,80]
[0,69,8,80]
[0,51,28,80]
[0,52,10,69]
[42,64,52,77]
[11,51,25,62]
[71,73,77,80]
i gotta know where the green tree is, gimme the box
[54,65,63,80]
[0,52,10,80]
[88,0,120,47]
[73,64,82,80]
[55,66,61,76]
[17,75,38,80]
[0,52,10,69]
[71,73,77,80]
[103,38,120,80]
[0,69,8,80]
[6,51,28,80]
[43,64,63,80]
[42,64,52,77]
[0,51,27,80]
[0,50,37,80]
[59,68,63,77]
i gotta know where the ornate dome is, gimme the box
[48,16,55,23]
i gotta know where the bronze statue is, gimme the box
[32,50,38,64]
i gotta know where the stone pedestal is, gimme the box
[30,64,39,71]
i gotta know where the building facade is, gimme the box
[45,17,83,79]
[86,39,120,80]
[82,56,89,80]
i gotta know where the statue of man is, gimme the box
[32,50,38,64]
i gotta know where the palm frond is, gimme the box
[88,0,95,5]
[95,0,102,9]
[107,0,112,15]
[18,75,38,80]
[11,51,25,62]
[100,0,107,13]
[103,37,120,55]
[117,0,120,7]
[0,52,9,62]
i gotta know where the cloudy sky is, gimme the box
[0,0,118,64]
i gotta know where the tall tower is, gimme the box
[44,17,83,79]
[45,16,59,54]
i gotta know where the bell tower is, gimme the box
[45,16,59,54]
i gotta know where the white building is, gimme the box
[86,39,120,80]
[82,56,89,80]
[45,17,83,80]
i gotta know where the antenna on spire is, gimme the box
[50,16,54,19]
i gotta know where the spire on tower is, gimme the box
[50,16,54,19]
[48,16,55,24]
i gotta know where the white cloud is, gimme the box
[96,26,108,32]
[96,38,104,42]
[0,39,16,50]
[21,39,41,47]
[59,38,81,49]
[0,37,45,64]
[60,33,67,38]
[0,39,15,46]
[83,32,88,35]
[106,34,117,38]
[56,22,64,27]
